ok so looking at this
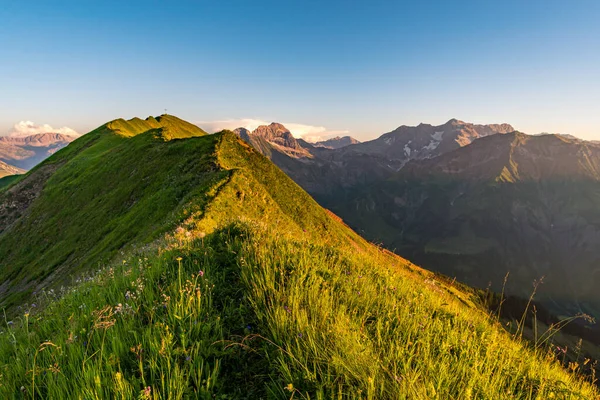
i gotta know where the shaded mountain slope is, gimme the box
[0,175,20,190]
[0,115,596,398]
[332,132,600,322]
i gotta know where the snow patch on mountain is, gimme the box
[404,141,412,156]
[423,131,444,151]
[432,131,444,141]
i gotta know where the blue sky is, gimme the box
[1,0,599,141]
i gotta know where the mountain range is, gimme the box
[233,119,600,327]
[0,132,77,170]
[6,117,595,324]
[0,115,595,398]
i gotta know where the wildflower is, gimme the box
[298,333,303,338]
[198,270,204,277]
[246,324,252,331]
[285,383,294,392]
[141,386,152,399]
[185,356,191,362]
[176,257,183,262]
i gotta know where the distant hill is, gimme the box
[0,160,25,178]
[0,132,77,170]
[0,115,594,398]
[313,135,360,149]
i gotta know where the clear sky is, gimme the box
[1,0,599,141]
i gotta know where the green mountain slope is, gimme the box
[0,175,20,189]
[0,116,597,398]
[0,115,211,308]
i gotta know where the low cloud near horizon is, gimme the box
[4,121,80,137]
[196,118,349,143]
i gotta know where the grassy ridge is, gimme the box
[0,117,597,398]
[0,116,213,309]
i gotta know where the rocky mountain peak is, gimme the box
[253,122,291,137]
[251,123,302,150]
[233,127,252,142]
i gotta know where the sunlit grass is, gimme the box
[0,223,597,398]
